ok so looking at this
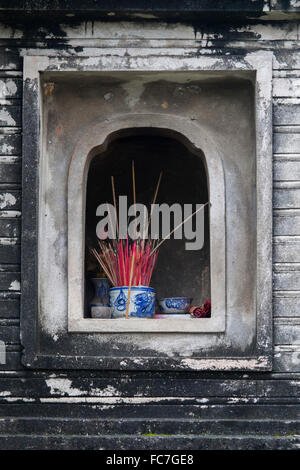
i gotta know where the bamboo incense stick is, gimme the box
[120,240,126,285]
[106,202,116,245]
[132,160,136,208]
[111,175,119,237]
[90,248,115,285]
[132,160,137,238]
[150,202,209,254]
[125,251,135,319]
[146,171,163,236]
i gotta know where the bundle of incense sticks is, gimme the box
[91,161,162,288]
[91,237,159,287]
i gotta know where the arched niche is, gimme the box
[85,130,209,313]
[68,114,225,332]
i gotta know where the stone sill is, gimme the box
[68,317,225,333]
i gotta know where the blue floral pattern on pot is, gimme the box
[110,286,155,318]
[114,288,127,312]
[166,298,188,310]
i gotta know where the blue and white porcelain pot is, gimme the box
[110,286,156,318]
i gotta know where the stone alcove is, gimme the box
[85,130,210,316]
[21,54,272,370]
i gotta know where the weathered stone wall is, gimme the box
[0,9,299,449]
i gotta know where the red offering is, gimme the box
[190,300,211,318]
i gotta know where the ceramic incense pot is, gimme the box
[110,286,155,318]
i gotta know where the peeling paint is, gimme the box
[2,398,35,403]
[103,92,113,101]
[0,237,18,245]
[0,109,16,126]
[8,280,20,291]
[0,193,16,210]
[0,79,17,99]
[0,143,14,154]
[180,357,269,370]
[38,396,215,404]
[46,378,87,396]
[0,211,21,218]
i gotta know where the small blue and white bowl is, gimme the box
[158,297,192,314]
[110,286,156,318]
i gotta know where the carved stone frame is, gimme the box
[21,52,273,370]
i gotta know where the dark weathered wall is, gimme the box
[0,7,299,449]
